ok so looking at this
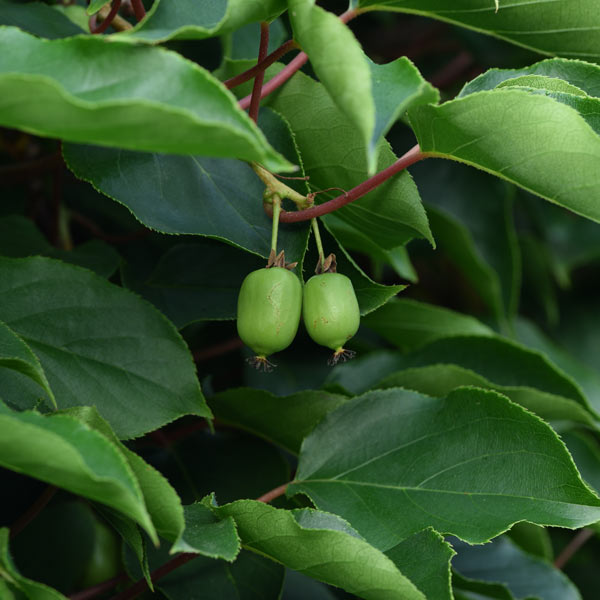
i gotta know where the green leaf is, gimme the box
[0,528,68,600]
[87,0,110,16]
[0,0,85,39]
[289,387,600,549]
[362,298,493,352]
[452,536,580,600]
[0,320,55,409]
[453,571,515,600]
[121,241,264,328]
[222,19,288,61]
[562,431,600,498]
[376,335,596,423]
[209,388,350,454]
[408,89,600,223]
[0,215,121,278]
[357,0,600,61]
[9,500,98,595]
[385,529,454,600]
[507,522,553,562]
[63,108,309,263]
[0,27,290,171]
[214,500,426,600]
[412,161,521,322]
[122,0,286,43]
[61,406,185,544]
[271,70,433,249]
[0,256,210,439]
[460,58,600,98]
[0,402,156,541]
[171,502,240,561]
[288,0,375,169]
[368,57,440,151]
[513,317,600,417]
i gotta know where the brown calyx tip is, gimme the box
[316,253,337,274]
[267,249,297,270]
[327,348,356,366]
[246,355,277,372]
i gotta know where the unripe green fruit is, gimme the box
[303,273,360,352]
[237,267,302,358]
[80,518,121,588]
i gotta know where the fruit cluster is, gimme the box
[237,261,359,370]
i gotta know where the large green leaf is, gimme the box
[452,536,580,600]
[385,529,454,600]
[0,528,68,600]
[356,0,600,61]
[460,58,600,98]
[121,0,286,43]
[362,298,493,352]
[289,387,600,550]
[171,501,240,561]
[0,402,156,541]
[214,501,426,600]
[209,388,349,454]
[408,88,600,223]
[62,406,185,544]
[0,320,55,409]
[0,0,85,39]
[288,0,375,169]
[0,27,289,171]
[0,257,210,439]
[121,241,265,328]
[271,71,433,250]
[63,108,309,263]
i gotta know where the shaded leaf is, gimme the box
[507,522,553,562]
[0,401,156,541]
[0,257,210,439]
[0,320,55,409]
[215,500,426,600]
[0,27,289,171]
[289,387,600,549]
[209,387,350,454]
[0,0,85,39]
[357,0,600,61]
[0,528,68,600]
[63,108,309,263]
[452,536,580,600]
[362,298,493,352]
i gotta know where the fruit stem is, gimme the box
[252,163,311,209]
[311,218,325,269]
[271,195,282,254]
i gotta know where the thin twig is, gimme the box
[130,0,146,21]
[69,573,130,600]
[239,8,358,110]
[10,485,58,539]
[554,528,594,569]
[248,23,270,122]
[89,0,122,34]
[256,483,288,504]
[224,40,298,89]
[193,337,244,362]
[265,145,427,223]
